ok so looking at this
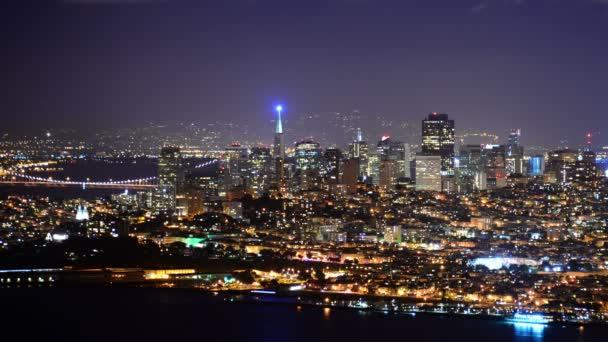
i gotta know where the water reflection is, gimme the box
[511,322,546,340]
[323,307,331,320]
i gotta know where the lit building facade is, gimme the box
[422,113,455,176]
[529,155,545,176]
[155,146,183,213]
[348,128,369,179]
[415,154,442,191]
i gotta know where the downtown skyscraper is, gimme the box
[273,105,286,190]
[422,113,455,176]
[155,146,183,214]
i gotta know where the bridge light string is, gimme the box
[4,159,219,185]
[193,159,219,169]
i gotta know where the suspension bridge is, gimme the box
[0,159,219,190]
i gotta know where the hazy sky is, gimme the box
[2,0,607,147]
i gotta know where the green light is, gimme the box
[184,237,205,248]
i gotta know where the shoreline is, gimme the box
[4,283,605,328]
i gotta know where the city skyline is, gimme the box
[2,0,607,147]
[3,1,608,340]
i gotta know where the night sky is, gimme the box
[2,0,607,146]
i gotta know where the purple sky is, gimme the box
[2,0,607,147]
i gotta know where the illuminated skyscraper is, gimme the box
[348,128,369,179]
[155,146,183,213]
[294,139,322,190]
[367,150,380,185]
[574,150,597,183]
[376,135,408,187]
[224,142,249,190]
[273,105,286,190]
[506,129,524,175]
[379,159,397,191]
[529,155,544,176]
[273,105,285,160]
[415,154,442,191]
[249,146,272,195]
[323,148,343,184]
[483,144,507,189]
[295,140,322,172]
[508,128,521,147]
[458,144,484,192]
[422,113,455,176]
[546,149,577,184]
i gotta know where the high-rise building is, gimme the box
[272,105,286,190]
[295,139,322,190]
[295,140,322,172]
[379,159,397,191]
[415,154,442,191]
[249,146,272,195]
[529,155,545,176]
[458,144,484,192]
[508,128,521,147]
[273,105,285,160]
[422,113,455,176]
[377,136,409,181]
[224,142,249,190]
[403,143,411,179]
[367,150,380,185]
[482,144,507,189]
[573,150,597,183]
[546,149,577,184]
[323,148,342,184]
[342,158,359,194]
[348,128,369,179]
[506,129,524,175]
[155,146,183,213]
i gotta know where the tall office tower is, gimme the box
[529,155,545,176]
[224,142,249,190]
[348,128,369,179]
[295,140,322,171]
[377,136,409,182]
[295,139,322,190]
[379,159,397,191]
[508,128,521,146]
[546,149,577,184]
[187,170,220,198]
[482,144,507,189]
[249,146,272,196]
[367,150,380,185]
[156,146,183,213]
[506,129,524,175]
[273,105,285,160]
[415,154,442,191]
[573,150,597,183]
[342,158,359,194]
[323,148,343,184]
[458,144,484,193]
[272,105,286,189]
[422,112,455,175]
[403,143,411,178]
